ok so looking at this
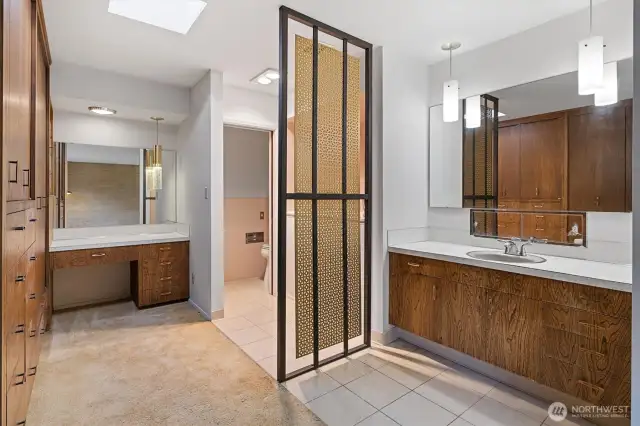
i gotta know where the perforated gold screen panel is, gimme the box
[294,35,362,358]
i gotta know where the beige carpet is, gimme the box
[28,301,325,425]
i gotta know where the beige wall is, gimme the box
[224,198,269,282]
[66,162,140,228]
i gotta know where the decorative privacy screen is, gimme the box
[294,35,362,358]
[463,94,499,234]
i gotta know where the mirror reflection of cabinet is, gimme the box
[568,102,631,212]
[497,124,520,200]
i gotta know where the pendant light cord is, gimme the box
[589,0,593,35]
[449,49,453,78]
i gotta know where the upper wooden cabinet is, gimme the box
[519,116,565,201]
[497,124,521,200]
[5,0,33,201]
[568,103,630,212]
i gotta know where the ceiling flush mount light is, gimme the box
[88,106,116,115]
[594,61,618,106]
[578,0,604,95]
[442,42,461,123]
[465,95,481,129]
[108,0,207,34]
[251,68,280,86]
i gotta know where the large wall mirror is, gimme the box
[53,143,177,228]
[429,56,633,245]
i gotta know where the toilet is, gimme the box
[261,244,270,291]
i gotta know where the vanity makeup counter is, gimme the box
[49,225,191,309]
[389,240,631,293]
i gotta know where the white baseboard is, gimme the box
[188,299,211,320]
[371,326,397,345]
[211,309,225,320]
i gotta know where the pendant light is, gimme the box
[442,42,461,123]
[148,117,164,191]
[465,95,481,129]
[578,0,604,95]
[594,61,618,106]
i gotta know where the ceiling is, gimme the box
[43,0,609,95]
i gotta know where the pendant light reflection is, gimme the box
[442,42,461,123]
[594,61,618,106]
[465,95,481,129]
[147,117,164,191]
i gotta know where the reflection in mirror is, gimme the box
[429,57,632,215]
[55,143,177,228]
[471,208,587,247]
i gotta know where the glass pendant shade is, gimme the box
[578,36,604,95]
[146,165,157,191]
[465,95,481,129]
[152,166,163,190]
[443,80,459,122]
[594,61,618,106]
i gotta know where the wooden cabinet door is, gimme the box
[497,124,521,200]
[568,105,627,212]
[485,290,542,381]
[389,272,433,339]
[4,0,32,201]
[519,118,565,200]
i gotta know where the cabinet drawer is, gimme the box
[521,201,562,211]
[53,245,139,269]
[6,210,26,268]
[145,242,189,262]
[496,201,520,209]
[6,376,27,426]
[391,254,445,278]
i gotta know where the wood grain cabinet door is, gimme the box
[519,118,565,200]
[497,124,521,200]
[389,272,434,339]
[568,106,627,212]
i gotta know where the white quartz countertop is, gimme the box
[389,241,631,293]
[50,232,189,252]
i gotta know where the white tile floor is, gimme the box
[214,278,596,426]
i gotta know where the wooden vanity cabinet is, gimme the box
[137,242,190,308]
[568,102,630,212]
[389,253,631,412]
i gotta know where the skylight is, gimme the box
[108,0,207,34]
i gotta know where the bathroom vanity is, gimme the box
[50,228,190,309]
[388,242,631,414]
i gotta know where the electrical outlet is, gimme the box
[260,211,264,220]
[191,273,195,286]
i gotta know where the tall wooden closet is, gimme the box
[2,0,52,425]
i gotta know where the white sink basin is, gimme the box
[466,250,546,264]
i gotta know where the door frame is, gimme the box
[276,6,373,382]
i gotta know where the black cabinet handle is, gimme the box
[15,275,25,283]
[14,373,25,385]
[8,161,18,183]
[30,256,36,261]
[29,329,36,337]
[29,293,36,300]
[28,367,37,376]
[15,324,25,334]
[13,226,25,231]
[29,217,37,222]
[17,420,26,425]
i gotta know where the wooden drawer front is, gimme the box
[141,258,189,306]
[24,207,37,250]
[7,377,27,426]
[392,254,445,278]
[145,242,189,263]
[53,245,139,269]
[521,201,562,210]
[541,280,631,319]
[443,262,487,287]
[496,201,520,209]
[6,210,26,268]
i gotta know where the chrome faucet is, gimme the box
[498,237,547,256]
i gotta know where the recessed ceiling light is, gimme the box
[264,70,280,80]
[88,106,117,115]
[251,68,279,85]
[108,0,207,34]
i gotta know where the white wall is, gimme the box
[52,62,190,123]
[429,0,632,106]
[177,70,224,318]
[54,111,179,150]
[223,126,270,198]
[374,47,430,334]
[223,86,277,130]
